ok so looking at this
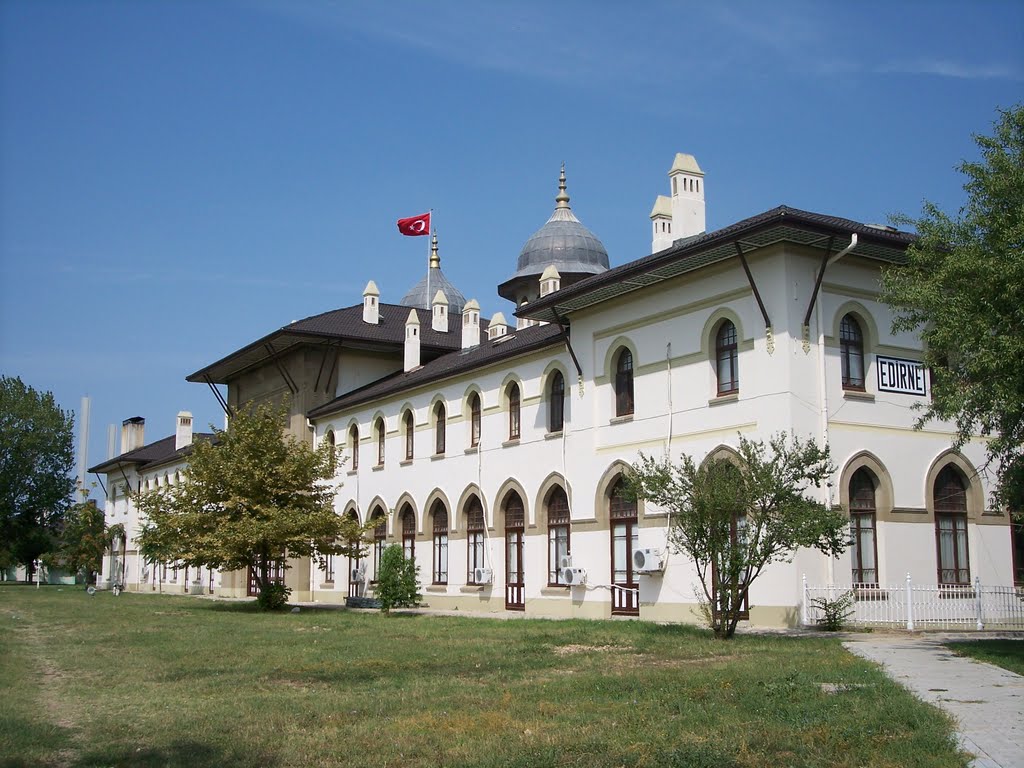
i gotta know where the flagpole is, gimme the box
[426,208,434,311]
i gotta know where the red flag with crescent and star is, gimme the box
[396,212,431,236]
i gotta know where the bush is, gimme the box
[811,590,855,631]
[256,582,291,611]
[376,544,420,614]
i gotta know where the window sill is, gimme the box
[430,453,445,461]
[545,430,564,440]
[425,585,447,593]
[347,469,358,476]
[541,586,570,596]
[502,439,520,448]
[399,459,413,467]
[464,446,479,455]
[708,392,738,406]
[320,581,335,589]
[460,585,485,593]
[609,415,633,425]
[372,464,384,472]
[843,390,875,402]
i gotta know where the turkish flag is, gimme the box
[397,212,431,236]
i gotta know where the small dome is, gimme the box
[400,232,467,314]
[508,166,608,282]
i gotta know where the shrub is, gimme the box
[811,590,855,631]
[256,582,291,611]
[376,544,420,614]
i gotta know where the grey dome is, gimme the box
[400,267,467,315]
[508,167,609,281]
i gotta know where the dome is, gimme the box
[400,233,467,314]
[508,167,609,281]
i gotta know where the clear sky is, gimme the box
[1,1,1021,502]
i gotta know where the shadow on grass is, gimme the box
[72,739,280,768]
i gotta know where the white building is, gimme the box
[95,154,1017,625]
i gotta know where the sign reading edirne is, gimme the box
[876,355,927,396]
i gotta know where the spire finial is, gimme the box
[429,230,440,269]
[555,162,570,209]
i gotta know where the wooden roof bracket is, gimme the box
[264,342,298,395]
[204,374,232,418]
[734,241,774,355]
[802,234,857,353]
[552,308,585,396]
[314,343,341,394]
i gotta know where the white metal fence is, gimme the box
[802,574,1024,630]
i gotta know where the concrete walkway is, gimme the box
[844,634,1024,768]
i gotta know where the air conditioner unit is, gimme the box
[558,554,573,570]
[562,567,587,586]
[351,564,367,582]
[633,548,664,573]
[474,567,493,584]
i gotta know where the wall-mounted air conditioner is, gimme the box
[559,555,572,570]
[633,548,665,573]
[474,567,493,584]
[561,567,587,586]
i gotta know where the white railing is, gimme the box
[802,574,1024,631]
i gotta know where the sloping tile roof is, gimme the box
[308,323,563,419]
[88,433,215,475]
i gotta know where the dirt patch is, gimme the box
[553,644,632,656]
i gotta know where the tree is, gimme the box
[45,498,109,584]
[0,376,75,573]
[135,401,375,610]
[626,433,849,639]
[375,544,421,614]
[881,105,1024,511]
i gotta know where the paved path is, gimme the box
[844,634,1024,768]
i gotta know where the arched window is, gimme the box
[715,320,739,396]
[434,403,446,455]
[325,430,336,472]
[431,501,448,585]
[840,314,865,390]
[549,371,565,433]
[401,505,416,561]
[609,478,638,616]
[935,466,970,585]
[504,492,525,611]
[375,418,385,466]
[614,348,634,417]
[349,425,359,471]
[849,468,878,585]
[466,496,486,584]
[546,486,571,585]
[345,509,360,597]
[507,383,521,441]
[371,507,386,583]
[469,393,481,448]
[403,412,414,461]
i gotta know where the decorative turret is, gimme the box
[362,280,380,324]
[462,298,481,349]
[431,289,449,332]
[404,309,420,372]
[488,312,509,340]
[539,264,561,297]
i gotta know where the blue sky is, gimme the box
[1,1,1021,501]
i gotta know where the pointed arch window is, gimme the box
[610,478,639,616]
[370,507,386,583]
[466,496,486,584]
[325,430,337,472]
[349,425,359,471]
[715,320,739,396]
[546,486,571,585]
[469,393,481,447]
[507,383,521,441]
[935,466,970,585]
[849,468,878,585]
[549,371,565,433]
[375,418,385,466]
[403,412,414,461]
[431,501,448,585]
[840,314,865,390]
[434,403,446,455]
[400,505,416,561]
[614,348,634,417]
[504,492,525,611]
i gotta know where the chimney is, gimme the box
[461,298,481,349]
[362,280,380,324]
[175,411,194,450]
[431,289,449,332]
[650,195,673,253]
[487,312,509,341]
[539,264,561,297]
[404,309,421,371]
[120,416,145,454]
[667,152,705,240]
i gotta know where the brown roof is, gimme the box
[88,433,216,475]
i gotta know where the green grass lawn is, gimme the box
[945,638,1024,676]
[1,586,967,768]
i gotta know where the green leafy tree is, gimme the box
[45,498,109,584]
[0,376,75,573]
[882,105,1024,510]
[626,433,849,639]
[375,544,421,615]
[135,401,375,610]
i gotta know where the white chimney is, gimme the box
[362,280,380,324]
[431,289,449,332]
[120,416,145,453]
[539,264,561,297]
[668,152,705,240]
[404,309,421,371]
[175,411,194,450]
[650,195,673,252]
[462,298,481,349]
[488,312,509,341]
